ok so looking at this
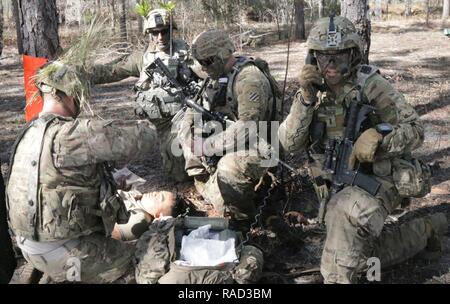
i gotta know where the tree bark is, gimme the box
[426,0,430,26]
[294,0,306,40]
[19,0,61,59]
[341,0,371,64]
[443,0,450,20]
[119,0,127,41]
[0,0,3,57]
[12,0,23,54]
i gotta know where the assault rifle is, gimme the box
[317,86,382,224]
[147,57,227,124]
[149,57,297,173]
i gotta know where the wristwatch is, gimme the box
[375,123,394,137]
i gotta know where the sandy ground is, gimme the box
[1,19,449,283]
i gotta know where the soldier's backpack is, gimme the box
[227,56,283,122]
[134,216,264,284]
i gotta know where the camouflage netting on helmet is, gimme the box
[35,62,90,107]
[143,8,177,34]
[191,29,236,61]
[307,16,363,52]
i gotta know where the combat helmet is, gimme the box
[144,8,177,34]
[191,29,236,62]
[34,61,90,115]
[307,15,363,69]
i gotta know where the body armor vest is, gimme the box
[201,56,281,123]
[135,39,192,127]
[7,114,127,241]
[309,64,380,154]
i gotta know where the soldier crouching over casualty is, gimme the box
[178,29,281,232]
[278,15,448,284]
[5,61,159,283]
[91,8,199,182]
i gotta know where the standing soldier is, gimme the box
[178,29,281,231]
[92,8,197,182]
[6,61,158,283]
[279,16,447,283]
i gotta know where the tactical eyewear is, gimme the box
[197,56,215,67]
[314,49,351,68]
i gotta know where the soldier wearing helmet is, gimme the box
[178,29,281,231]
[91,8,197,183]
[279,16,447,283]
[6,61,158,283]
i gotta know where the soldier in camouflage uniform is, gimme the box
[178,29,279,228]
[279,16,448,283]
[91,9,196,182]
[6,61,158,283]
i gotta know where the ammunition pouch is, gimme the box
[135,88,183,121]
[392,158,431,198]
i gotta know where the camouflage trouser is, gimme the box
[159,125,189,183]
[22,233,134,283]
[321,176,448,284]
[194,151,268,221]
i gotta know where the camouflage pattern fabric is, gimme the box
[135,217,263,284]
[178,63,274,221]
[86,37,192,182]
[22,233,134,283]
[279,61,432,283]
[7,113,157,241]
[7,113,157,283]
[90,50,143,85]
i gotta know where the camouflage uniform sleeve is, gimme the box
[278,90,315,153]
[90,50,144,85]
[53,119,157,167]
[364,73,424,157]
[204,65,271,155]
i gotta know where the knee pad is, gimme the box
[331,187,387,238]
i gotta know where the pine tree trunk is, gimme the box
[443,0,450,20]
[119,0,127,41]
[12,0,23,54]
[19,0,61,59]
[341,0,371,64]
[294,0,306,40]
[0,1,3,57]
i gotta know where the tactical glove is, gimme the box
[298,64,323,104]
[349,128,383,169]
[185,156,208,177]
